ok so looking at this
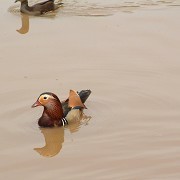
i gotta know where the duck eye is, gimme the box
[44,96,47,100]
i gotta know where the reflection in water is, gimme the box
[16,13,29,34]
[8,0,180,34]
[16,12,57,34]
[34,127,64,157]
[13,6,58,34]
[34,114,91,157]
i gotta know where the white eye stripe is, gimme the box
[40,94,56,100]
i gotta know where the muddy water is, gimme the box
[1,0,180,179]
[8,0,180,16]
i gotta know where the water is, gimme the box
[1,0,180,179]
[8,0,180,16]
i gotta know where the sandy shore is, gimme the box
[0,0,180,179]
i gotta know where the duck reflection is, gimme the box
[16,13,29,34]
[34,114,91,157]
[34,127,64,157]
[16,11,58,35]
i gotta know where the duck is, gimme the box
[32,89,91,127]
[15,0,63,16]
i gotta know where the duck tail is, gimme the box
[78,89,92,103]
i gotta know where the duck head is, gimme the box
[32,92,64,127]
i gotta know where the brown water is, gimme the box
[1,0,180,179]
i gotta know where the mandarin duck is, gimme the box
[15,0,63,16]
[32,89,91,127]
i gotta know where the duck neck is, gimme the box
[20,0,30,10]
[21,0,28,5]
[42,101,64,121]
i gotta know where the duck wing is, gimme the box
[62,90,91,117]
[34,0,55,6]
[68,90,87,109]
[32,1,56,14]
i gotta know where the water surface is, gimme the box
[8,0,180,16]
[1,0,180,179]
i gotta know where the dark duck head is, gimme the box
[32,92,64,127]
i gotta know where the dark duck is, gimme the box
[15,0,63,16]
[32,89,91,127]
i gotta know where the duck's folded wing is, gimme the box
[35,0,54,6]
[32,2,55,13]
